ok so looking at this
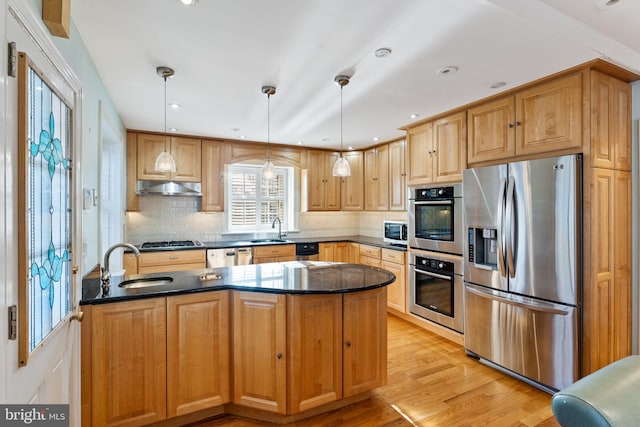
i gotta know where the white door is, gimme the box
[2,1,83,424]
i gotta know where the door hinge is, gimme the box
[8,42,17,78]
[8,305,17,340]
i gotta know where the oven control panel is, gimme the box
[414,186,455,200]
[414,256,454,275]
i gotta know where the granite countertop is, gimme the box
[81,261,396,305]
[130,235,407,253]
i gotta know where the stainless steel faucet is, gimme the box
[101,243,140,293]
[271,217,283,239]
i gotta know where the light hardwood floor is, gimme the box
[192,314,559,426]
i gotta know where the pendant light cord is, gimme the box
[340,85,344,158]
[164,75,168,152]
[267,93,271,162]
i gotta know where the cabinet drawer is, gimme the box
[253,244,295,258]
[359,255,381,268]
[138,250,206,267]
[359,245,381,259]
[381,249,405,264]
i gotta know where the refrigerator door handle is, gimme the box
[505,176,516,278]
[496,177,507,278]
[465,284,572,315]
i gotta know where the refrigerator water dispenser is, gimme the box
[468,227,498,269]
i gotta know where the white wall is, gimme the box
[26,0,126,275]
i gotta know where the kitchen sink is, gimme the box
[118,276,174,289]
[250,239,290,243]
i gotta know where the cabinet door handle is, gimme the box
[515,121,521,126]
[508,123,514,128]
[345,340,352,348]
[432,150,436,156]
[277,353,283,359]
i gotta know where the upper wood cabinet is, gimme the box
[307,150,341,211]
[233,291,287,414]
[388,139,406,211]
[340,151,364,211]
[468,73,582,164]
[137,134,202,182]
[407,112,466,185]
[590,70,632,171]
[201,139,225,212]
[167,291,230,418]
[364,144,389,210]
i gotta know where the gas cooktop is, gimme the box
[140,240,202,249]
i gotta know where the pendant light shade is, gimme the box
[262,85,277,181]
[155,66,177,173]
[332,156,351,177]
[333,74,351,177]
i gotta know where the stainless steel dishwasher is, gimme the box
[206,247,253,267]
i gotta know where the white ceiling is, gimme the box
[71,0,640,150]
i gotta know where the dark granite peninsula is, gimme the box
[80,262,394,426]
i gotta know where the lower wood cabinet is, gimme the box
[253,244,296,264]
[287,294,343,413]
[87,298,167,427]
[124,249,206,275]
[167,292,230,417]
[233,292,287,414]
[83,293,230,426]
[381,249,407,313]
[83,288,387,424]
[343,287,388,396]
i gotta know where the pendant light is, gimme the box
[332,74,351,177]
[154,66,177,173]
[261,85,277,180]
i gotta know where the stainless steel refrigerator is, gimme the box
[462,154,581,392]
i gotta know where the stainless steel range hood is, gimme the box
[136,180,202,196]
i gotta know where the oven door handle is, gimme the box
[413,200,453,206]
[413,268,451,281]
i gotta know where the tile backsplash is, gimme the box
[125,195,408,243]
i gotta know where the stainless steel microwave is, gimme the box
[383,220,408,245]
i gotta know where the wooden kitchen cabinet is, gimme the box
[137,134,202,182]
[233,291,287,414]
[167,291,230,417]
[307,150,341,211]
[343,287,388,397]
[358,244,381,268]
[407,112,466,185]
[388,139,407,211]
[88,298,167,426]
[381,249,407,313]
[253,244,296,264]
[364,144,389,210]
[131,249,206,274]
[340,151,364,211]
[320,242,359,263]
[590,70,632,171]
[319,243,334,262]
[201,139,225,212]
[467,72,582,164]
[287,294,343,413]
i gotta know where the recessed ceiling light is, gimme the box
[490,81,506,89]
[297,141,304,145]
[231,127,240,132]
[179,0,198,6]
[437,66,458,76]
[410,113,419,119]
[322,138,331,142]
[169,103,181,109]
[348,146,353,150]
[169,128,178,132]
[596,0,622,9]
[374,48,392,58]
[239,135,246,139]
[373,137,380,142]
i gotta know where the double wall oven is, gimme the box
[408,183,464,333]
